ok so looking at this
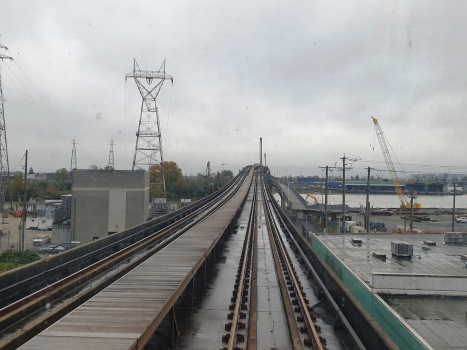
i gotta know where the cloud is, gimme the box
[0,0,466,177]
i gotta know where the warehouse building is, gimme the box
[71,170,149,243]
[312,232,467,349]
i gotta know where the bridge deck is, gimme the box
[21,169,254,350]
[278,182,307,210]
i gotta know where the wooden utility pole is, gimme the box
[410,188,414,234]
[21,150,28,252]
[452,183,456,232]
[324,166,328,234]
[341,155,346,233]
[366,167,370,233]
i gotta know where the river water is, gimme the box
[300,193,465,209]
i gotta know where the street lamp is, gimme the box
[46,241,81,256]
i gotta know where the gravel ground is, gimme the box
[351,209,467,233]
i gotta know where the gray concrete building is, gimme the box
[71,170,149,243]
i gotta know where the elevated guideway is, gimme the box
[20,168,256,350]
[268,175,344,213]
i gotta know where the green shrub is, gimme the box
[0,250,41,273]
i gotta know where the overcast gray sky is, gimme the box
[1,0,466,179]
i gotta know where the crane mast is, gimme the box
[371,117,419,209]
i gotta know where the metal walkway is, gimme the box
[20,169,254,350]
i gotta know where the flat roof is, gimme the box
[316,233,467,285]
[316,233,467,350]
[386,295,467,350]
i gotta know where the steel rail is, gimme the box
[127,168,255,350]
[0,167,252,349]
[247,173,259,350]
[263,183,367,350]
[262,180,324,350]
[226,175,257,349]
[262,186,304,350]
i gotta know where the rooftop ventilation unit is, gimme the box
[351,238,362,244]
[391,241,413,258]
[444,232,467,245]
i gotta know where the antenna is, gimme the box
[70,138,78,172]
[0,37,12,211]
[126,58,173,199]
[108,139,115,169]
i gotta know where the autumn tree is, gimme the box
[11,173,24,193]
[45,181,58,196]
[149,161,184,199]
[54,168,69,182]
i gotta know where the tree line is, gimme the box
[149,161,234,200]
[6,162,235,202]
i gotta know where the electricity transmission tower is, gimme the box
[70,138,78,172]
[126,59,173,198]
[0,39,12,211]
[108,139,115,169]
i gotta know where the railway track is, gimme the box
[2,166,366,349]
[218,169,364,350]
[0,166,252,349]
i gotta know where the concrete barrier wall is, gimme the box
[372,273,467,293]
[0,168,247,290]
[312,234,433,350]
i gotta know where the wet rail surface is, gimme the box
[15,168,255,350]
[169,170,364,350]
[5,167,366,349]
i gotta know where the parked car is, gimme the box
[33,234,51,247]
[39,245,67,254]
[456,217,467,223]
[370,221,387,232]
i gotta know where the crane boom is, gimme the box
[371,117,420,209]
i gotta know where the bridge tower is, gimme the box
[126,59,173,199]
[0,40,12,211]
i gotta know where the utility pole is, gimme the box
[324,166,328,234]
[220,162,228,173]
[126,59,173,200]
[410,188,414,234]
[108,139,115,169]
[0,39,12,212]
[319,165,330,234]
[259,138,262,165]
[70,138,78,173]
[341,155,346,233]
[452,183,456,232]
[21,150,28,252]
[366,167,370,233]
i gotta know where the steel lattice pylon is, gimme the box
[70,138,78,173]
[108,139,115,169]
[0,41,12,211]
[126,59,173,197]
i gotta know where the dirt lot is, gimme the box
[352,209,467,233]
